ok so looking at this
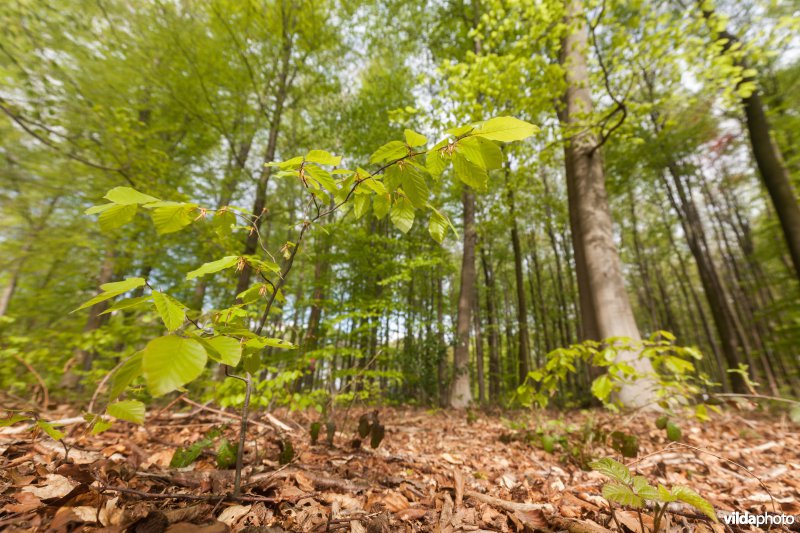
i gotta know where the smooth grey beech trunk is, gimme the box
[450,187,476,408]
[558,0,654,407]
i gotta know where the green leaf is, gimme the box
[100,295,152,315]
[473,116,538,142]
[426,150,450,179]
[404,129,427,147]
[373,194,390,219]
[602,483,643,508]
[0,414,31,427]
[109,352,143,400]
[456,137,502,171]
[142,336,207,397]
[204,336,242,366]
[428,210,448,244]
[589,458,633,484]
[152,291,186,332]
[353,194,369,219]
[656,484,677,503]
[663,355,694,374]
[666,422,682,442]
[360,176,387,195]
[401,170,429,208]
[212,209,236,237]
[244,336,297,350]
[36,420,64,441]
[591,375,614,402]
[655,415,668,430]
[104,187,160,205]
[390,196,415,233]
[632,476,658,500]
[74,277,147,312]
[148,202,197,234]
[216,438,237,469]
[186,256,239,280]
[369,140,407,164]
[91,418,113,435]
[99,203,138,231]
[672,486,717,522]
[305,164,337,193]
[453,153,488,190]
[305,149,341,166]
[107,400,145,424]
[170,435,214,468]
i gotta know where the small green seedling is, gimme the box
[590,457,717,531]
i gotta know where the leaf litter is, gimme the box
[0,400,798,532]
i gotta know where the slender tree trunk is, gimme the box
[0,259,23,317]
[558,0,653,406]
[473,281,486,403]
[480,248,501,402]
[436,274,448,407]
[235,29,294,296]
[507,186,531,383]
[450,188,476,408]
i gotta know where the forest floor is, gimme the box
[1,398,798,532]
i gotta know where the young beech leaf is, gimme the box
[602,483,643,508]
[109,352,143,400]
[107,399,145,424]
[373,194,390,220]
[632,476,658,500]
[147,202,197,234]
[203,335,242,366]
[0,414,31,427]
[428,210,448,244]
[404,129,427,147]
[671,486,717,522]
[100,295,151,315]
[186,256,239,280]
[99,203,138,231]
[36,420,65,441]
[473,116,538,142]
[426,150,449,179]
[103,186,160,205]
[453,153,488,190]
[402,170,429,209]
[369,140,407,164]
[152,291,186,332]
[305,149,341,166]
[353,194,369,219]
[142,335,207,397]
[390,196,415,233]
[589,457,633,484]
[216,438,237,469]
[74,277,147,312]
[655,415,669,429]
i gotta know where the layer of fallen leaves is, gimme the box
[1,399,798,532]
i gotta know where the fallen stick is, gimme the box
[97,484,284,504]
[464,490,555,514]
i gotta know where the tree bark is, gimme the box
[558,0,653,406]
[480,248,501,402]
[450,188,476,408]
[507,186,531,383]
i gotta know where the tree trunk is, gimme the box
[436,274,448,407]
[450,188,476,408]
[558,0,653,406]
[480,248,501,402]
[507,186,531,383]
[235,29,294,296]
[473,281,486,403]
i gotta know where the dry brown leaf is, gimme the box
[3,491,43,513]
[218,504,251,526]
[320,492,364,511]
[21,474,77,499]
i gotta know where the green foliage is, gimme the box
[170,428,223,468]
[107,400,146,424]
[515,333,717,412]
[592,457,718,526]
